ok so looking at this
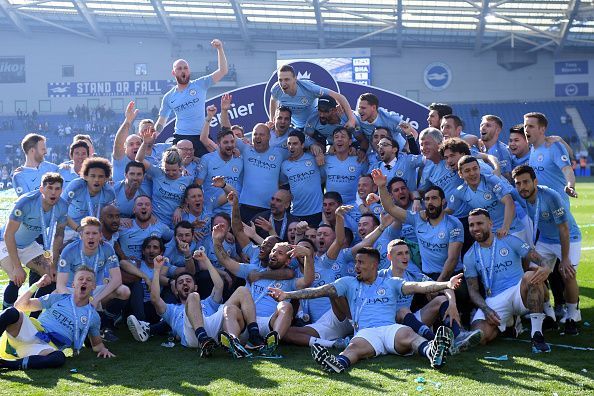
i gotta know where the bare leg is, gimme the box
[283,326,320,346]
[269,301,293,339]
[222,305,245,337]
[472,320,499,344]
[341,337,375,365]
[185,292,205,330]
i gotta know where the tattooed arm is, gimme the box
[467,276,501,326]
[401,273,462,295]
[268,283,338,302]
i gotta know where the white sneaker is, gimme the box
[127,315,150,342]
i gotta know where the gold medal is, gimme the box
[43,250,52,259]
[487,289,492,297]
[302,314,310,322]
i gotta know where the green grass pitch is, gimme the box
[0,182,592,395]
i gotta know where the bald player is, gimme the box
[112,101,144,183]
[155,39,228,157]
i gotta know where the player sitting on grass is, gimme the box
[269,247,462,373]
[464,208,551,353]
[0,267,114,370]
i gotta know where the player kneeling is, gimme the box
[269,247,462,373]
[0,267,114,370]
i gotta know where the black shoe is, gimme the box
[543,316,558,331]
[564,319,579,336]
[531,331,551,353]
[199,337,217,358]
[246,332,265,351]
[427,326,453,369]
[311,344,345,373]
[101,328,119,343]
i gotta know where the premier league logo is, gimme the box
[561,155,568,162]
[542,212,550,219]
[59,259,67,267]
[314,272,320,281]
[15,186,23,194]
[305,160,312,167]
[500,248,509,257]
[377,287,386,296]
[150,232,159,237]
[189,89,196,96]
[484,193,492,201]
[68,191,75,198]
[13,209,22,217]
[438,231,446,239]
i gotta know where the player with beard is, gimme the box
[163,221,199,269]
[374,137,423,192]
[213,221,314,354]
[179,184,211,244]
[58,140,89,188]
[135,131,195,228]
[12,134,58,196]
[197,129,244,216]
[269,247,461,373]
[281,131,323,226]
[155,39,228,157]
[375,170,463,282]
[251,189,296,241]
[111,101,143,183]
[508,125,530,168]
[366,127,390,168]
[116,195,173,263]
[0,173,69,309]
[125,236,195,325]
[513,165,582,335]
[62,157,116,243]
[427,103,453,129]
[113,161,146,219]
[324,127,368,205]
[452,156,525,240]
[464,209,551,353]
[0,267,114,370]
[479,115,513,181]
[100,205,120,248]
[269,65,356,130]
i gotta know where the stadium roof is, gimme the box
[1,0,594,53]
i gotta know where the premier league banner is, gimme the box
[0,57,26,83]
[48,80,174,97]
[158,61,428,142]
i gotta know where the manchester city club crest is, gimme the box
[396,170,404,177]
[190,89,197,96]
[273,282,282,289]
[59,259,67,267]
[500,248,509,257]
[300,97,309,105]
[80,315,88,325]
[269,155,276,161]
[377,287,386,296]
[68,191,75,198]
[332,263,340,271]
[438,231,446,239]
[314,272,320,281]
[179,184,186,191]
[305,160,312,167]
[484,193,492,200]
[348,166,356,173]
[537,154,544,162]
[15,186,23,194]
[232,166,239,173]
